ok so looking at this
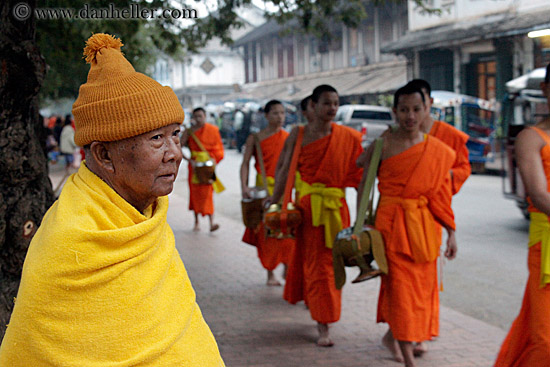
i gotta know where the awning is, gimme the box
[226,60,407,102]
[382,9,550,54]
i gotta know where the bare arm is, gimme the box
[267,127,299,206]
[516,127,550,215]
[240,134,256,198]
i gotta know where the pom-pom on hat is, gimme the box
[72,33,185,146]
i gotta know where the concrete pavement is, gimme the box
[167,172,506,367]
[48,162,507,367]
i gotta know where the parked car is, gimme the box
[334,104,395,144]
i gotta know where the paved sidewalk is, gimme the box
[167,186,505,367]
[48,165,506,367]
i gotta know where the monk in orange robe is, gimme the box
[359,84,457,367]
[408,79,471,195]
[181,107,224,232]
[494,64,550,367]
[269,85,363,347]
[240,100,295,285]
[407,79,471,355]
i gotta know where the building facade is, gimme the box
[383,0,550,102]
[152,5,265,108]
[231,2,409,104]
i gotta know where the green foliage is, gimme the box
[36,0,190,102]
[36,0,437,102]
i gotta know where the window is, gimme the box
[351,110,393,120]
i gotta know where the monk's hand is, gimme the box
[263,196,273,210]
[444,230,457,260]
[242,187,253,199]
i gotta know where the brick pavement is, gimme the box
[167,187,506,367]
[48,164,506,367]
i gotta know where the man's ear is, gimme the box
[89,141,115,173]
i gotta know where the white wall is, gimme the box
[408,0,550,31]
[184,53,244,87]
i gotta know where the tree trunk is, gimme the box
[0,0,54,339]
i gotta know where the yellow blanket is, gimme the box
[0,164,225,367]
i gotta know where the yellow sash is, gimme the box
[528,212,550,287]
[295,172,345,249]
[379,195,440,263]
[191,151,225,193]
[255,174,275,196]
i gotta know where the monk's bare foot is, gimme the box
[382,329,404,363]
[209,224,219,232]
[193,223,200,232]
[413,342,428,357]
[266,270,281,286]
[316,323,334,347]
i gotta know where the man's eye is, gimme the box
[173,130,181,137]
[152,135,162,140]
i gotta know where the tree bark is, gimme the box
[0,0,54,339]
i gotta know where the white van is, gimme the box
[334,104,395,144]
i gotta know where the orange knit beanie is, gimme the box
[72,33,185,146]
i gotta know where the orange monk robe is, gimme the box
[188,123,224,216]
[375,135,455,342]
[429,120,471,195]
[283,124,363,324]
[495,127,550,366]
[242,130,295,269]
[427,120,471,336]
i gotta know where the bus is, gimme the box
[430,90,496,172]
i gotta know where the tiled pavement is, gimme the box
[167,189,505,367]
[49,165,506,367]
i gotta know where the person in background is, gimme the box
[269,85,364,347]
[358,84,457,367]
[240,100,295,286]
[181,107,225,232]
[300,95,315,124]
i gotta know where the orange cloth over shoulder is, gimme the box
[429,120,471,195]
[495,126,550,366]
[188,123,224,216]
[375,135,455,342]
[242,130,294,269]
[283,124,363,324]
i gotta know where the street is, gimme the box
[48,151,527,366]
[197,149,529,331]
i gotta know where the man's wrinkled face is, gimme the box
[314,91,339,122]
[393,93,427,133]
[109,123,182,207]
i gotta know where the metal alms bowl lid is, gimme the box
[251,188,268,199]
[195,160,215,167]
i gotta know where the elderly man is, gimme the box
[0,34,224,366]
